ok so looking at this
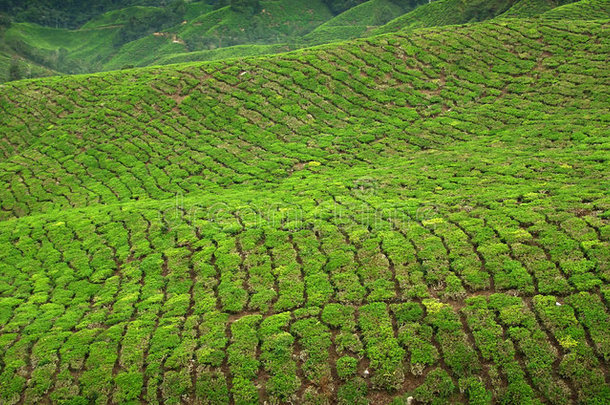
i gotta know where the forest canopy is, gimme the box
[0,0,225,28]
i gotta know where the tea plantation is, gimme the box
[0,12,609,405]
[4,0,605,82]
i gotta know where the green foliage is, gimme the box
[359,302,405,390]
[541,0,610,19]
[0,11,608,405]
[323,0,369,14]
[337,378,368,405]
[7,57,20,80]
[230,0,261,14]
[414,368,455,404]
[336,355,358,379]
[498,0,557,18]
[369,0,518,36]
[305,0,419,44]
[113,2,187,47]
[0,0,178,29]
[0,13,11,28]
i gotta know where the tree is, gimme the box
[389,0,431,9]
[9,59,21,81]
[113,1,186,47]
[323,0,367,15]
[230,0,260,15]
[169,0,187,17]
[0,12,11,28]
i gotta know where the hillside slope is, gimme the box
[541,0,610,18]
[3,22,119,73]
[498,0,555,17]
[4,0,603,81]
[0,22,59,80]
[0,17,609,405]
[367,0,518,35]
[0,48,55,82]
[498,0,610,18]
[498,0,558,17]
[104,0,335,70]
[303,0,413,44]
[0,0,342,79]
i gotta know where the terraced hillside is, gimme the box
[366,0,518,36]
[499,0,562,18]
[1,16,610,405]
[0,0,344,79]
[4,0,605,82]
[303,0,417,44]
[541,0,610,19]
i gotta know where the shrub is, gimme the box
[336,356,358,380]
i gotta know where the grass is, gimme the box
[0,9,609,405]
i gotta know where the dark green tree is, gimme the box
[388,0,432,10]
[169,0,187,16]
[457,0,516,21]
[0,12,11,28]
[322,0,367,15]
[113,0,186,47]
[8,59,21,81]
[230,0,260,14]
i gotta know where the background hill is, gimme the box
[0,12,609,403]
[5,0,607,82]
[303,0,425,44]
[366,0,518,35]
[541,0,610,18]
[0,0,347,79]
